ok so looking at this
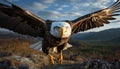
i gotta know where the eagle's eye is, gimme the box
[65,26,69,30]
[64,26,69,32]
[54,26,60,31]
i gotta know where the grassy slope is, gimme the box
[69,28,120,58]
[0,38,39,57]
[68,40,120,58]
[70,28,120,46]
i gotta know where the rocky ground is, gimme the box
[0,47,120,69]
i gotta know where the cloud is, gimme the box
[10,0,19,2]
[92,0,111,8]
[22,0,115,21]
[69,0,77,2]
[16,0,118,21]
[56,0,77,3]
[28,0,118,21]
[36,10,82,20]
[57,7,63,11]
[37,11,65,20]
[36,11,61,19]
[25,0,55,12]
[71,0,116,16]
[56,5,69,11]
[82,3,90,7]
[61,5,69,8]
[113,0,118,2]
[30,2,48,11]
[54,4,59,7]
[42,0,55,4]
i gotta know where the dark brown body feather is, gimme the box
[42,34,69,54]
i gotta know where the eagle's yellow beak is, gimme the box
[60,27,64,38]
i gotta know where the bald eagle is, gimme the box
[0,0,120,64]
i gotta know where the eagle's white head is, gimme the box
[50,22,72,38]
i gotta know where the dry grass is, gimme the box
[0,38,39,57]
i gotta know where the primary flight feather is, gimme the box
[0,0,120,64]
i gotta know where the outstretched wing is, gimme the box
[71,0,120,34]
[0,1,46,37]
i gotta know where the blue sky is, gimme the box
[0,0,120,32]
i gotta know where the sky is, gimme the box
[0,0,120,32]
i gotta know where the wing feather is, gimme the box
[71,0,120,34]
[0,1,46,37]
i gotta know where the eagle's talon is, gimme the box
[58,53,63,64]
[48,54,55,64]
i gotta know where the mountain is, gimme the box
[70,28,120,46]
[0,31,38,42]
[73,28,120,41]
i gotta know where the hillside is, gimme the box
[70,28,120,46]
[0,31,38,43]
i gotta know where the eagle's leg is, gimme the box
[48,47,56,64]
[48,54,55,64]
[42,44,55,64]
[58,52,63,64]
[57,44,66,64]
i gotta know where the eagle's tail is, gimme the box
[29,41,43,52]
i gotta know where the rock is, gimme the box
[9,66,18,69]
[0,59,13,69]
[0,52,12,57]
[41,64,83,69]
[70,54,85,63]
[0,53,120,69]
[18,64,29,69]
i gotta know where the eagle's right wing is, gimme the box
[0,1,46,37]
[70,0,120,34]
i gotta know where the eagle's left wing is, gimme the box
[71,0,120,34]
[0,1,46,37]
